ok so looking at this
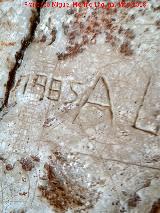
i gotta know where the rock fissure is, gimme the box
[1,0,46,110]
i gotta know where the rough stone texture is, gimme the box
[0,0,160,212]
[0,0,37,109]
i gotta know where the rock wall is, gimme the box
[0,0,160,212]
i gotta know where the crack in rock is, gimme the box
[0,0,47,111]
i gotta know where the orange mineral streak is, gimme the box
[0,41,16,46]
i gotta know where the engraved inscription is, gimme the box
[73,76,113,123]
[65,81,83,104]
[47,78,62,101]
[12,73,160,136]
[87,77,111,107]
[12,74,63,102]
[12,75,30,95]
[31,74,47,100]
[133,76,160,136]
[11,75,30,103]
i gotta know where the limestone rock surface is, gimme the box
[0,0,160,213]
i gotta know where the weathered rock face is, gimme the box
[0,0,38,109]
[0,0,160,212]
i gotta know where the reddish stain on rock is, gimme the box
[127,193,141,207]
[31,155,40,162]
[0,41,16,46]
[124,29,135,40]
[120,42,133,56]
[57,5,137,59]
[58,8,120,60]
[39,152,100,212]
[6,164,14,171]
[150,199,160,213]
[19,157,34,171]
